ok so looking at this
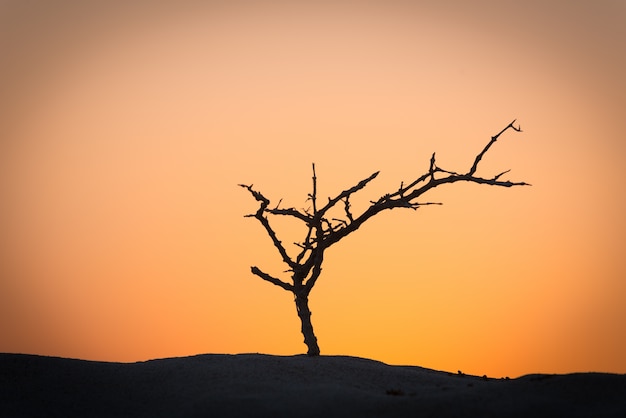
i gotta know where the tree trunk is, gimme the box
[294,294,320,356]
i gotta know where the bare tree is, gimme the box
[240,120,529,356]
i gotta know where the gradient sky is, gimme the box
[1,0,625,378]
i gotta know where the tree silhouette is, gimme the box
[240,120,529,356]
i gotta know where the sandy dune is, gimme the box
[1,353,625,417]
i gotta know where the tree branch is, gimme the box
[310,163,318,215]
[295,226,314,264]
[266,207,312,223]
[317,171,380,219]
[320,120,528,247]
[251,266,294,292]
[239,184,297,270]
[303,250,324,295]
[343,197,354,222]
[469,119,521,176]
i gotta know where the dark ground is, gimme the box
[1,353,625,417]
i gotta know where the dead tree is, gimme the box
[240,120,529,356]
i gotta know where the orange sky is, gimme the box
[1,0,625,378]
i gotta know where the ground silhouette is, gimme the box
[2,353,625,417]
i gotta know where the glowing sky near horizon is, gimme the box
[1,0,625,378]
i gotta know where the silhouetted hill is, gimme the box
[1,353,625,417]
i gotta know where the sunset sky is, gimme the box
[1,0,625,378]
